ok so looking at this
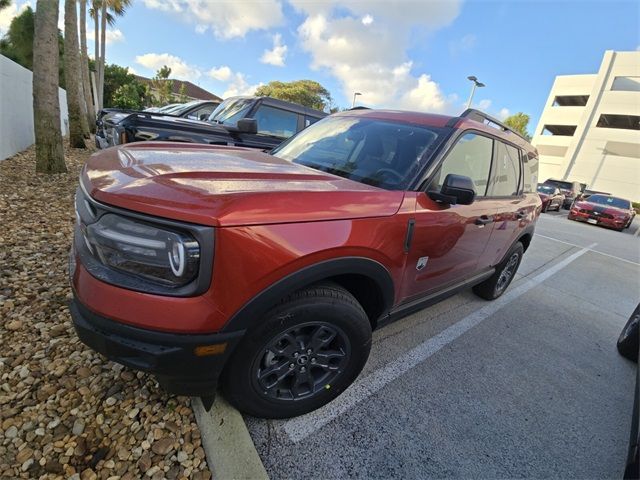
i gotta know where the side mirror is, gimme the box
[237,118,257,134]
[428,174,476,205]
[199,113,209,121]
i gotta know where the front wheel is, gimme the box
[473,242,524,300]
[221,283,372,418]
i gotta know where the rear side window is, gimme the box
[254,105,299,138]
[523,152,538,193]
[491,141,521,196]
[429,133,493,197]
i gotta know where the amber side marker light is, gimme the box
[194,343,227,356]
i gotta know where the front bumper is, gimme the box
[568,210,627,229]
[70,298,244,396]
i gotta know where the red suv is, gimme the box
[70,108,541,418]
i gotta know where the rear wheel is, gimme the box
[221,283,372,418]
[473,242,524,300]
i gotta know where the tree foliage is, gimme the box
[97,62,147,108]
[255,80,333,111]
[503,112,531,140]
[151,66,175,106]
[0,6,65,86]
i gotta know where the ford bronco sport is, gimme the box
[70,108,541,418]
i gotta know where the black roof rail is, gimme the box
[460,108,527,142]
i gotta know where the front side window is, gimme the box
[491,141,521,196]
[254,105,299,138]
[428,133,493,197]
[272,116,442,190]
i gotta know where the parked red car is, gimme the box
[536,183,565,212]
[70,108,541,418]
[568,194,635,231]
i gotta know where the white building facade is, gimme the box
[532,50,640,201]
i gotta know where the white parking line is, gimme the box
[282,244,596,443]
[535,233,640,266]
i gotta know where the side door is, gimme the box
[399,132,498,302]
[481,140,529,268]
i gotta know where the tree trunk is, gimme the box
[63,0,86,148]
[94,2,100,112]
[33,0,66,173]
[79,0,96,133]
[98,0,106,110]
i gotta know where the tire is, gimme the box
[541,202,548,213]
[473,242,524,300]
[617,303,639,362]
[556,203,562,212]
[221,283,372,418]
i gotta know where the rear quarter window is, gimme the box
[523,152,539,193]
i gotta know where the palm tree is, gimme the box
[79,0,96,132]
[64,0,87,147]
[90,0,131,110]
[33,0,66,173]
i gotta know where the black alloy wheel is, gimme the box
[252,322,351,401]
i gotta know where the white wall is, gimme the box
[0,54,69,161]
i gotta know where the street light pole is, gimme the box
[352,92,362,108]
[466,76,485,109]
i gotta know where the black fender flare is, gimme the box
[221,257,395,332]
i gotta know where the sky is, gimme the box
[1,0,639,130]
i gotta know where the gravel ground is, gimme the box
[0,145,212,480]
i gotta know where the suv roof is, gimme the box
[226,95,329,118]
[335,108,536,154]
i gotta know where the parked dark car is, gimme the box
[96,100,220,149]
[97,96,328,151]
[70,108,540,418]
[543,178,587,208]
[568,194,635,231]
[536,183,565,212]
[617,304,639,479]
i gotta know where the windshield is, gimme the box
[156,103,182,113]
[208,97,254,125]
[545,180,573,191]
[271,116,443,190]
[162,101,201,116]
[537,185,556,194]
[586,195,630,209]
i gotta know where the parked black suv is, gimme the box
[98,96,328,151]
[96,100,220,149]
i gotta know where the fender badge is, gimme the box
[416,256,429,271]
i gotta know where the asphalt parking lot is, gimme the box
[244,210,639,479]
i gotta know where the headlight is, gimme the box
[85,214,200,287]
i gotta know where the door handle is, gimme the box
[475,215,494,226]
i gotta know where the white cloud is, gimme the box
[449,33,477,55]
[141,0,284,39]
[86,29,125,45]
[208,65,262,97]
[294,2,462,113]
[135,53,202,80]
[476,99,492,111]
[208,66,232,82]
[498,108,510,120]
[361,14,373,26]
[260,33,287,67]
[0,0,32,36]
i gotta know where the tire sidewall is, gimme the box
[491,242,524,299]
[222,291,371,418]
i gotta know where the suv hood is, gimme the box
[81,142,405,227]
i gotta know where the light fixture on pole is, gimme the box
[352,92,362,108]
[466,76,485,109]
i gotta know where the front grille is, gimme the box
[581,208,612,219]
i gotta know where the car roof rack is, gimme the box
[458,108,527,141]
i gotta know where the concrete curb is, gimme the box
[192,396,269,480]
